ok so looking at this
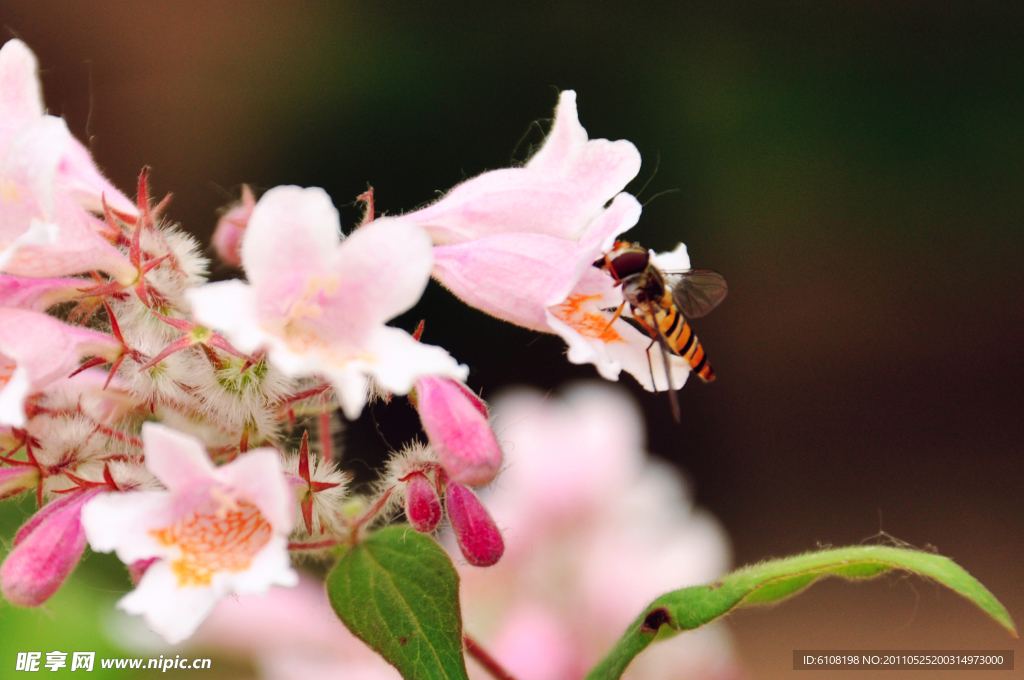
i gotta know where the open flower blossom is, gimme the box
[189,185,467,420]
[82,423,299,644]
[0,39,137,283]
[0,308,121,426]
[401,90,691,392]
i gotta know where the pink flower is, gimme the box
[81,423,298,644]
[1,488,102,606]
[402,91,691,392]
[0,40,137,282]
[189,185,466,420]
[414,376,501,486]
[457,383,738,680]
[211,184,255,267]
[0,308,121,427]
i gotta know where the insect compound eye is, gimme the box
[608,250,649,278]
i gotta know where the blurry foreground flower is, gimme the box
[82,423,298,644]
[459,383,739,680]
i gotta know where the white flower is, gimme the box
[188,186,466,420]
[82,423,298,644]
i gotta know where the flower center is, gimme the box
[278,274,340,353]
[551,294,624,343]
[0,179,22,204]
[149,490,272,587]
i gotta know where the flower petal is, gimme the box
[406,91,641,245]
[0,40,44,137]
[141,423,217,491]
[215,449,295,534]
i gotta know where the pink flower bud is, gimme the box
[0,466,39,500]
[404,472,442,533]
[1,489,101,606]
[446,483,504,567]
[211,185,255,267]
[415,377,502,487]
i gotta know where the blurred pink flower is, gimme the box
[189,185,466,419]
[457,382,739,680]
[82,423,298,644]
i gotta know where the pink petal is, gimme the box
[1,489,101,606]
[0,40,44,139]
[0,309,121,426]
[216,448,296,534]
[431,192,640,332]
[57,134,137,216]
[405,91,641,245]
[211,185,255,268]
[0,275,87,311]
[416,377,501,487]
[140,423,216,491]
[242,186,345,296]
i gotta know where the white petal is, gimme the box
[242,186,342,290]
[141,423,216,491]
[216,450,295,534]
[119,561,220,645]
[651,242,691,272]
[81,491,174,563]
[0,40,44,129]
[188,280,264,354]
[215,535,298,594]
[0,363,30,427]
[4,116,68,219]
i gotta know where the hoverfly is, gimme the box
[597,241,727,421]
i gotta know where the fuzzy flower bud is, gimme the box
[1,488,101,606]
[211,185,255,268]
[414,377,502,486]
[404,472,442,533]
[446,483,504,567]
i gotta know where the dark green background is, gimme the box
[1,2,1021,677]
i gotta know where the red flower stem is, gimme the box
[464,634,518,680]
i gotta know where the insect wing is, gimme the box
[668,269,728,319]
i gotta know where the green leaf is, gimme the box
[327,526,469,680]
[585,545,1017,680]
